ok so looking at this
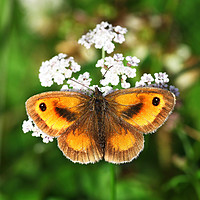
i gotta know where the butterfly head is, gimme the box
[94,87,103,98]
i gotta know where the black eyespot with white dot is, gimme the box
[39,102,47,111]
[152,97,160,106]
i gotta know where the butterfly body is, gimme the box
[88,88,107,149]
[26,87,176,164]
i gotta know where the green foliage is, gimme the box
[1,0,200,199]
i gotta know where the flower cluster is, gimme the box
[39,53,81,87]
[78,21,127,54]
[22,21,179,143]
[22,118,54,143]
[135,72,180,96]
[96,54,140,88]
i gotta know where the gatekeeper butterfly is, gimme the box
[26,87,175,164]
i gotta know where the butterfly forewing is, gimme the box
[105,87,176,134]
[26,91,89,137]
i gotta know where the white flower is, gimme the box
[39,53,81,87]
[113,53,124,61]
[58,53,67,59]
[41,133,54,143]
[96,59,105,68]
[31,123,45,137]
[32,129,42,137]
[105,56,115,66]
[121,81,131,88]
[135,72,179,97]
[64,69,73,78]
[121,75,131,88]
[70,60,81,72]
[100,78,109,86]
[123,67,136,78]
[113,33,125,44]
[110,74,120,86]
[22,119,34,133]
[135,80,146,87]
[154,72,169,84]
[121,74,127,80]
[100,86,114,95]
[126,56,140,66]
[78,21,127,54]
[22,117,54,142]
[98,54,137,87]
[114,25,127,34]
[104,41,115,54]
[141,73,154,85]
[100,68,107,75]
[54,73,65,85]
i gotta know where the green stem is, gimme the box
[110,164,116,200]
[177,130,194,162]
[102,48,105,59]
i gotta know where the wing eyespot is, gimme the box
[152,97,160,106]
[39,102,47,111]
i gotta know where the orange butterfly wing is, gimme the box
[104,87,176,163]
[26,91,103,163]
[58,110,103,163]
[106,87,176,134]
[103,111,144,163]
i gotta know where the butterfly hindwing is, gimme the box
[104,112,144,164]
[58,111,103,164]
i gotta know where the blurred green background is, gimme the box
[1,0,200,199]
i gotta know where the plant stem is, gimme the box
[110,164,116,200]
[177,130,194,161]
[102,48,105,59]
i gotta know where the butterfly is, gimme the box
[25,87,176,164]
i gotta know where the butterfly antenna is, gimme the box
[68,78,94,92]
[102,65,114,79]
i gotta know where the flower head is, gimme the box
[135,72,179,96]
[96,54,138,88]
[155,72,169,84]
[22,118,54,143]
[39,53,81,87]
[78,21,127,54]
